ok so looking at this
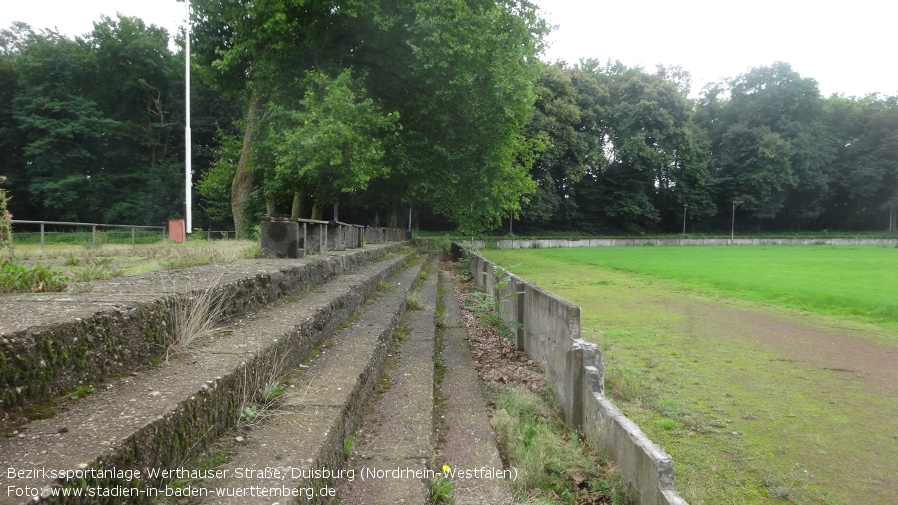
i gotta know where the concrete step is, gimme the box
[436,270,513,505]
[336,261,438,505]
[192,262,424,505]
[0,253,411,504]
[1,244,403,415]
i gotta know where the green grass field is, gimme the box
[516,245,898,328]
[482,245,898,505]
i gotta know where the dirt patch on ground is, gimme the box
[453,278,545,394]
[659,296,898,392]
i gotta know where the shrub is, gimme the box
[0,258,68,293]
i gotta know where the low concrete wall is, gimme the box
[468,250,688,505]
[494,237,898,249]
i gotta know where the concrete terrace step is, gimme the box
[0,252,411,504]
[336,261,438,505]
[194,263,424,505]
[1,244,403,414]
[436,270,512,505]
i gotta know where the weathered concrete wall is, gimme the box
[468,250,688,505]
[494,237,898,249]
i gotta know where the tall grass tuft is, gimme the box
[164,279,229,360]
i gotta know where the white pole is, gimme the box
[184,0,192,233]
[682,204,687,234]
[731,202,735,240]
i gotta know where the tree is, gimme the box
[191,0,366,235]
[819,94,898,230]
[592,63,712,231]
[12,30,118,221]
[519,63,606,229]
[716,123,794,221]
[368,0,546,233]
[86,15,184,224]
[191,0,548,235]
[269,69,399,218]
[698,62,831,229]
[0,23,33,218]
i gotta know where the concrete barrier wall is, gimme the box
[261,218,408,258]
[468,250,688,505]
[494,237,898,249]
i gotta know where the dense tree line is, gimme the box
[0,18,239,226]
[2,2,897,235]
[517,61,898,234]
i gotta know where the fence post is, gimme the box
[131,227,136,246]
[40,222,45,254]
[92,225,97,248]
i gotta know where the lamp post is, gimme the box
[177,0,192,234]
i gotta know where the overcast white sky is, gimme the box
[3,0,896,98]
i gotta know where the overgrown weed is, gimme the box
[70,256,123,282]
[491,386,635,505]
[0,259,68,293]
[236,346,291,428]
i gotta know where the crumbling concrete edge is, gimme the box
[465,249,689,505]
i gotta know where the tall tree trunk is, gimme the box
[388,203,399,228]
[265,195,277,216]
[311,202,323,221]
[231,94,263,239]
[291,191,304,219]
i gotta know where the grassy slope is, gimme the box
[483,247,898,505]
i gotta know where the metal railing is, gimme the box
[11,220,167,252]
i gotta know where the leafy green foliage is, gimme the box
[0,258,68,293]
[192,0,547,232]
[269,69,399,208]
[5,9,898,235]
[428,474,453,504]
[197,126,243,223]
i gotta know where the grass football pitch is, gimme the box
[483,245,898,504]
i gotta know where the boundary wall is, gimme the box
[464,248,688,505]
[490,237,898,249]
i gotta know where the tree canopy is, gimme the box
[3,9,897,235]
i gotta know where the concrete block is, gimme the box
[260,220,301,258]
[327,223,345,251]
[306,223,326,253]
